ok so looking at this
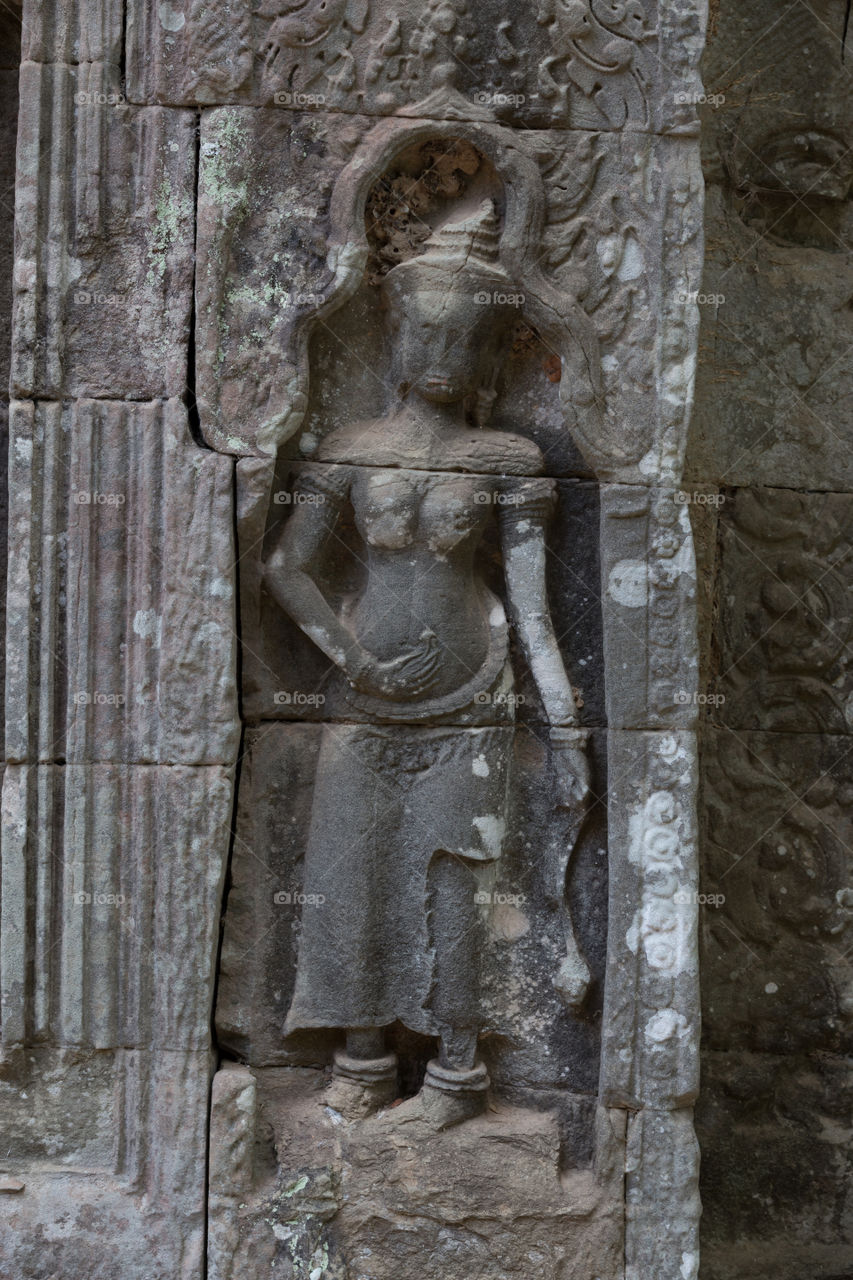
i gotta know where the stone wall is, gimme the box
[690,1,853,1276]
[9,1,832,1278]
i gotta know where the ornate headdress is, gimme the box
[383,198,511,292]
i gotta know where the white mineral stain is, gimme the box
[645,1008,689,1043]
[681,1251,699,1279]
[638,447,659,476]
[490,903,530,941]
[472,754,490,777]
[617,237,644,281]
[158,2,185,30]
[133,609,162,647]
[608,559,648,608]
[472,815,505,857]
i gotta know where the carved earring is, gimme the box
[474,387,497,428]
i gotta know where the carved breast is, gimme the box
[353,470,491,554]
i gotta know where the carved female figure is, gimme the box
[265,199,589,1126]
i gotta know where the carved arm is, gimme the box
[264,467,371,680]
[498,479,590,808]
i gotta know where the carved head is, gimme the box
[382,200,521,412]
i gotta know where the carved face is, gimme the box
[388,279,516,404]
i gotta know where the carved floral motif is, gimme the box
[717,488,853,733]
[702,731,853,1055]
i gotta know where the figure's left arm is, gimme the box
[500,477,593,1010]
[498,478,590,810]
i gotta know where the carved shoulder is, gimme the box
[451,429,544,476]
[316,421,394,466]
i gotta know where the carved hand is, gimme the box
[350,632,441,699]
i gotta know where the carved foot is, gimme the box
[324,1051,398,1121]
[421,1059,490,1128]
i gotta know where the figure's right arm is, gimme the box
[263,466,372,684]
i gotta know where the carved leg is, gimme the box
[421,853,490,1127]
[326,1026,398,1121]
[346,1027,387,1059]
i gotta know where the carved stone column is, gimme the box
[1,6,241,1274]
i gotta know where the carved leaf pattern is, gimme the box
[185,0,254,97]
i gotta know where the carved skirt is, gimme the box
[284,721,513,1037]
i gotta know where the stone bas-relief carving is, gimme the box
[195,110,700,482]
[257,202,593,1127]
[687,0,853,491]
[1,0,707,1271]
[126,0,704,134]
[686,2,853,1274]
[212,72,703,1271]
[207,1063,627,1280]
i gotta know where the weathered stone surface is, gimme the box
[245,471,604,728]
[0,1048,213,1280]
[6,399,240,764]
[127,0,704,135]
[195,111,702,489]
[0,763,233,1052]
[687,0,853,493]
[3,0,709,1271]
[12,63,196,399]
[701,728,853,1057]
[207,1063,626,1280]
[711,486,853,734]
[217,723,608,1096]
[696,1051,853,1280]
[689,1,853,1273]
[599,485,700,730]
[21,0,123,64]
[601,729,700,1110]
[0,61,18,759]
[687,186,853,491]
[626,1106,701,1280]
